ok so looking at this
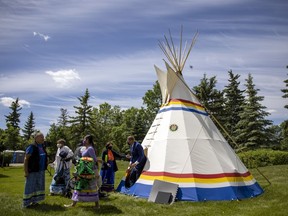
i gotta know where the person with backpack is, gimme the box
[23,132,48,208]
[49,139,74,196]
[64,135,100,209]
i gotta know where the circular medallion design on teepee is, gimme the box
[169,124,178,132]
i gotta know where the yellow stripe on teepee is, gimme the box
[167,100,205,111]
[139,174,254,184]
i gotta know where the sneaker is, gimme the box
[24,203,39,208]
[99,192,108,198]
[64,203,74,208]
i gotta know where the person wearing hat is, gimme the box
[100,141,127,193]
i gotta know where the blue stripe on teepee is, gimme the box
[159,107,208,116]
[116,180,263,201]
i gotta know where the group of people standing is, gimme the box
[22,132,146,209]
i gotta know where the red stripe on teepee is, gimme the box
[142,171,251,178]
[169,98,204,108]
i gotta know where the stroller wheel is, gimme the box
[65,176,77,199]
[64,191,72,199]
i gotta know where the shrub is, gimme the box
[0,152,13,167]
[238,149,288,168]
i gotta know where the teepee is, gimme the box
[117,28,263,201]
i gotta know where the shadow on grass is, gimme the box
[24,203,123,214]
[82,204,123,215]
[25,203,66,212]
[0,174,9,178]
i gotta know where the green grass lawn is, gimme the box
[0,162,287,216]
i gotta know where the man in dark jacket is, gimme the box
[125,136,147,188]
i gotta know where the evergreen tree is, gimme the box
[56,108,70,146]
[222,70,245,147]
[69,88,94,141]
[22,112,35,141]
[5,98,22,129]
[281,66,288,109]
[46,109,70,149]
[193,74,226,127]
[58,108,69,127]
[280,66,288,149]
[235,73,272,151]
[265,125,282,149]
[4,98,22,150]
[280,120,288,150]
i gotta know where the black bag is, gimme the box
[54,164,65,184]
[54,175,65,185]
[59,151,68,159]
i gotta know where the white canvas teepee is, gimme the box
[117,29,263,201]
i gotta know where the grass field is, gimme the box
[0,162,287,216]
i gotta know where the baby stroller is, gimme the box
[64,172,77,198]
[53,163,66,185]
[52,152,70,196]
[64,157,95,198]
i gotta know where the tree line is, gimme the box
[0,69,287,157]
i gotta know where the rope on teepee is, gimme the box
[208,113,272,186]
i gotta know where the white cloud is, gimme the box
[267,109,277,114]
[33,32,50,41]
[0,0,287,135]
[45,69,81,88]
[0,97,30,107]
[19,100,31,107]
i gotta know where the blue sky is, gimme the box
[0,0,287,135]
